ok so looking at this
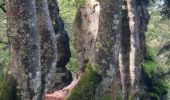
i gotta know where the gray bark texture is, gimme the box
[74,0,100,75]
[6,0,41,99]
[36,0,57,96]
[68,0,122,99]
[93,0,122,97]
[6,0,72,99]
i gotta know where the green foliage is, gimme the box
[58,0,76,33]
[149,92,160,100]
[58,0,78,78]
[142,46,169,99]
[146,9,170,47]
[66,63,102,100]
[144,6,170,99]
[143,60,156,75]
[143,47,156,77]
[0,62,7,100]
[0,7,9,99]
[102,95,111,100]
[128,95,132,100]
[75,0,86,6]
[66,45,78,77]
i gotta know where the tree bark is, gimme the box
[73,0,122,98]
[127,0,141,99]
[46,0,122,99]
[119,0,131,99]
[74,0,100,75]
[47,0,72,92]
[36,0,57,96]
[6,0,72,99]
[119,1,149,99]
[93,0,122,97]
[6,0,41,99]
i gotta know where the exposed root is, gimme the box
[45,75,81,100]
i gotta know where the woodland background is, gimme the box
[0,0,169,100]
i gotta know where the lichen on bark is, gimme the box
[36,0,57,95]
[6,0,42,99]
[92,0,122,97]
[74,0,100,74]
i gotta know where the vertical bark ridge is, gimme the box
[36,0,57,95]
[48,0,72,91]
[127,0,141,98]
[93,0,122,96]
[119,0,131,99]
[74,0,100,75]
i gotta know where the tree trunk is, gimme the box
[6,0,72,99]
[74,0,123,98]
[127,0,141,99]
[73,0,122,98]
[93,0,122,97]
[119,0,149,99]
[74,0,100,75]
[6,0,41,99]
[36,0,57,96]
[47,0,72,92]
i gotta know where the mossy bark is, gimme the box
[75,0,122,99]
[65,63,102,100]
[73,0,122,99]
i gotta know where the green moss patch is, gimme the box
[66,63,102,100]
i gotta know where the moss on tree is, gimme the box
[65,62,102,100]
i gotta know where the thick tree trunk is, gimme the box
[72,0,122,98]
[127,0,141,99]
[6,0,72,99]
[74,0,122,98]
[119,1,149,99]
[6,0,41,99]
[48,0,72,92]
[36,0,57,96]
[74,0,100,75]
[93,0,122,97]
